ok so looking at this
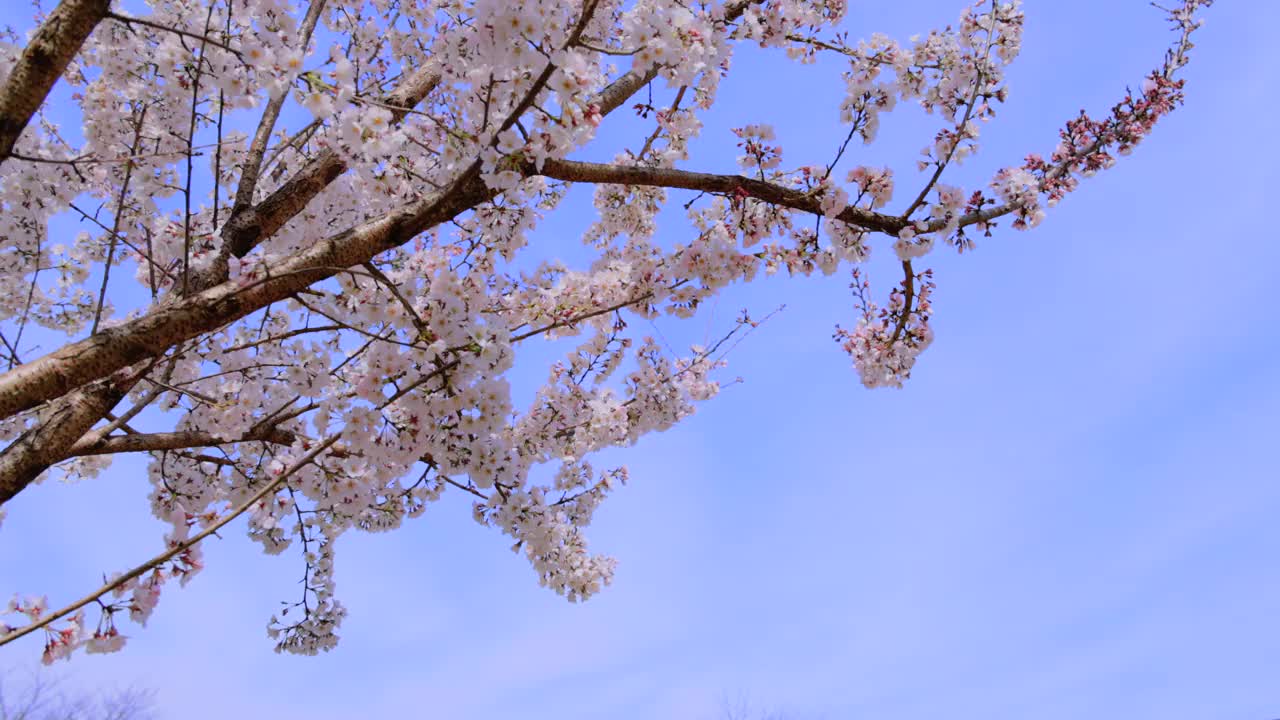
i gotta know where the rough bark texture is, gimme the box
[68,425,297,456]
[0,0,110,165]
[0,376,128,505]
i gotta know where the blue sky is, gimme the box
[2,0,1279,718]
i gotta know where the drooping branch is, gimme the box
[0,361,459,650]
[0,431,342,649]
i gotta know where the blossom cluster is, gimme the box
[834,268,936,389]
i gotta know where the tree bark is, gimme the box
[0,0,110,165]
[0,376,128,505]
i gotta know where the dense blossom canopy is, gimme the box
[0,0,1210,661]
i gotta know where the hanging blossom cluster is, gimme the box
[0,0,1210,662]
[834,267,936,389]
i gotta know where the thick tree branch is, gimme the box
[0,0,109,166]
[68,425,298,456]
[0,375,132,505]
[0,4,435,504]
[215,63,444,271]
[0,173,495,426]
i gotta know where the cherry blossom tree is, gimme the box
[0,0,1211,661]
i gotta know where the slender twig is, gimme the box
[105,11,241,56]
[180,2,218,295]
[92,106,147,334]
[901,0,1000,219]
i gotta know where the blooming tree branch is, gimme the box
[0,0,1211,661]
